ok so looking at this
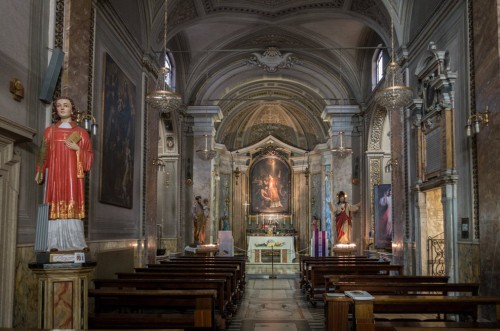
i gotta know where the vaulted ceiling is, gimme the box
[109,0,402,150]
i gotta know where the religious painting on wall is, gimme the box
[374,184,392,249]
[99,52,136,208]
[250,156,290,214]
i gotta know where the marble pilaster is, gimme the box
[473,0,500,302]
[321,105,359,199]
[61,0,93,109]
[186,106,223,244]
[321,105,360,248]
[0,117,36,327]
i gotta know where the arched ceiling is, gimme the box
[111,0,398,150]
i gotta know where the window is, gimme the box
[372,45,386,90]
[164,52,174,89]
[376,51,384,84]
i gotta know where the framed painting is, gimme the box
[250,156,290,214]
[374,184,392,249]
[99,52,136,208]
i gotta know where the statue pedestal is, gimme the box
[332,244,357,256]
[29,262,96,329]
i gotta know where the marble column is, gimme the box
[472,0,500,301]
[61,0,93,109]
[186,106,223,244]
[390,107,405,267]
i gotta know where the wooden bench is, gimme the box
[93,277,229,319]
[135,266,241,302]
[150,261,245,294]
[306,264,403,305]
[300,256,378,289]
[324,294,500,331]
[116,271,237,313]
[166,256,247,289]
[325,275,449,291]
[89,289,217,330]
[333,282,479,296]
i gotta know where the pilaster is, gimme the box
[186,106,223,244]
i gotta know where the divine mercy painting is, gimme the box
[250,156,290,214]
[99,52,136,208]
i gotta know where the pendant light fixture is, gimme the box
[374,15,412,111]
[146,0,182,113]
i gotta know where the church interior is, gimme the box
[1,0,499,330]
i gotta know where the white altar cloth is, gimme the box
[247,236,295,263]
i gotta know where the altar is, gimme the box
[247,236,295,263]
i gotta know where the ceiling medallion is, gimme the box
[246,47,299,73]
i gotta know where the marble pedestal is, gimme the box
[29,262,96,329]
[332,245,357,256]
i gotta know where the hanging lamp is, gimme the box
[146,0,182,113]
[331,131,353,158]
[196,134,217,160]
[374,15,412,111]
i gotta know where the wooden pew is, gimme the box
[167,256,247,289]
[302,259,389,291]
[333,282,479,296]
[150,261,245,294]
[324,294,500,331]
[116,271,237,313]
[135,266,241,301]
[325,275,449,292]
[306,264,403,305]
[93,278,229,319]
[89,289,217,330]
[299,256,377,289]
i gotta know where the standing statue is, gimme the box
[192,196,208,245]
[35,96,94,252]
[329,191,360,244]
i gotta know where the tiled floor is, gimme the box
[226,274,325,331]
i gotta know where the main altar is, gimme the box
[247,236,296,263]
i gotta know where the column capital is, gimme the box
[321,105,360,135]
[186,106,223,136]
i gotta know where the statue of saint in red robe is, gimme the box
[36,97,93,251]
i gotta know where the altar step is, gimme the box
[246,262,299,275]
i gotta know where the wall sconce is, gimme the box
[233,167,241,185]
[9,78,24,101]
[153,157,165,171]
[75,110,98,135]
[232,151,241,185]
[465,106,490,137]
[303,151,310,185]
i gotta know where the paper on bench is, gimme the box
[344,290,374,300]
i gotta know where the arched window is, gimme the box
[164,51,175,90]
[372,45,387,90]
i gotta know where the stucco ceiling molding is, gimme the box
[201,0,345,18]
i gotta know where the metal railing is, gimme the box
[428,232,445,276]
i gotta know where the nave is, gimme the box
[226,275,324,331]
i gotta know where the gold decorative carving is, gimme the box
[368,107,386,150]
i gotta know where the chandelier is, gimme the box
[196,134,217,160]
[145,0,182,113]
[375,16,412,112]
[331,131,352,158]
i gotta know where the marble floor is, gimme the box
[226,274,325,331]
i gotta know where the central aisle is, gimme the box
[227,276,324,331]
